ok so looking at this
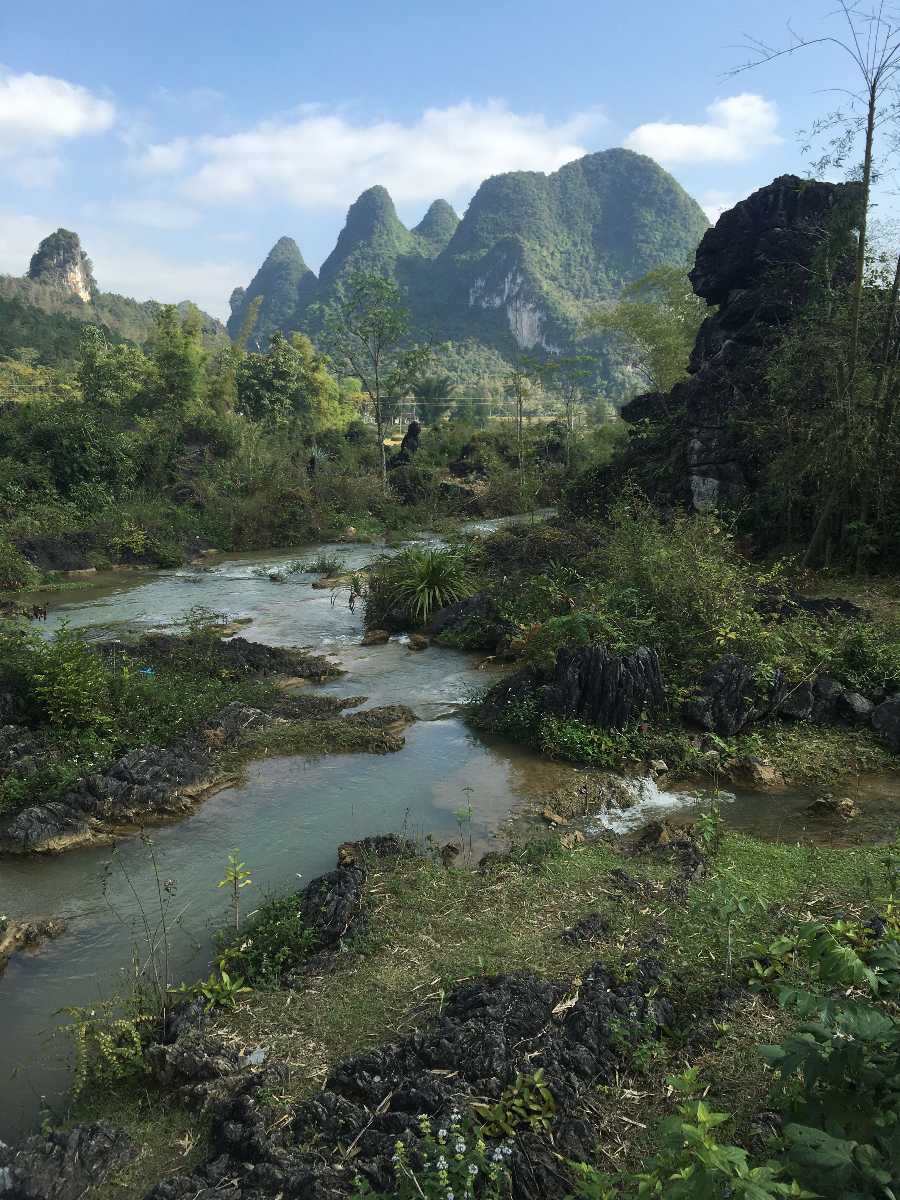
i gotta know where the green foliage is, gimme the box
[388,546,474,624]
[217,849,252,931]
[0,623,114,732]
[321,270,431,471]
[748,845,900,1197]
[585,264,708,394]
[237,331,353,431]
[217,892,317,987]
[299,553,342,575]
[0,538,40,591]
[571,1073,805,1198]
[473,1069,557,1137]
[414,374,455,423]
[696,803,724,856]
[352,1113,512,1200]
[190,967,251,1011]
[65,1005,154,1096]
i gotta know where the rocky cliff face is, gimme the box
[227,149,709,385]
[567,174,861,516]
[27,228,95,301]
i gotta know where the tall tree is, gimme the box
[584,265,705,397]
[321,271,430,482]
[77,325,149,414]
[148,304,206,419]
[530,353,596,469]
[414,374,455,424]
[236,331,350,434]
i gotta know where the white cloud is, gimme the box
[625,94,781,166]
[133,100,604,208]
[130,137,190,174]
[88,241,251,317]
[698,188,742,224]
[110,199,201,229]
[0,71,114,157]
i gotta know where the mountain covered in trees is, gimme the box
[0,229,227,367]
[227,149,709,388]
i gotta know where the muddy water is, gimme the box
[1,522,899,1137]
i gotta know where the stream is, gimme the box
[1,518,899,1138]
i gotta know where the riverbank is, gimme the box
[3,511,900,1170]
[17,822,894,1199]
[0,624,421,855]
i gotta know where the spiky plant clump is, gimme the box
[389,547,474,624]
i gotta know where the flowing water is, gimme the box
[1,520,899,1137]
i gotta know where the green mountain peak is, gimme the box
[226,235,315,345]
[412,200,460,253]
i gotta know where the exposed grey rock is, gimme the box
[427,591,514,652]
[811,675,845,723]
[872,696,900,751]
[778,682,814,721]
[570,174,861,521]
[543,645,664,729]
[0,1123,132,1199]
[682,655,757,736]
[836,690,874,725]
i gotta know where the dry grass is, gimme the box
[70,831,895,1194]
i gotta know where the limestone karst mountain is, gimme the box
[227,148,709,389]
[0,230,227,365]
[27,229,96,302]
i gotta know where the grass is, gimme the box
[65,1091,210,1200]
[65,828,898,1196]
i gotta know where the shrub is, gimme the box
[217,892,317,987]
[0,538,40,591]
[387,546,474,624]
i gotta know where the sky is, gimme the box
[0,0,879,319]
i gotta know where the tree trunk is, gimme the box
[848,86,877,380]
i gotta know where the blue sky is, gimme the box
[0,0,875,317]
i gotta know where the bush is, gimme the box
[0,538,40,591]
[218,892,317,987]
[356,546,476,629]
[388,546,475,624]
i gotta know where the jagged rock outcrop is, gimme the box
[567,174,862,517]
[476,644,664,735]
[543,645,664,728]
[26,229,95,302]
[682,653,899,747]
[0,1123,133,1199]
[143,949,670,1200]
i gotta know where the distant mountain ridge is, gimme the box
[0,228,227,367]
[227,148,709,388]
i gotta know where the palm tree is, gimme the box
[414,375,454,424]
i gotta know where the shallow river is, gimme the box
[1,522,898,1138]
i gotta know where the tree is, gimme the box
[733,2,900,564]
[583,265,705,396]
[530,353,595,470]
[505,362,536,487]
[414,375,455,424]
[321,271,430,482]
[77,325,149,414]
[147,304,206,419]
[236,332,351,435]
